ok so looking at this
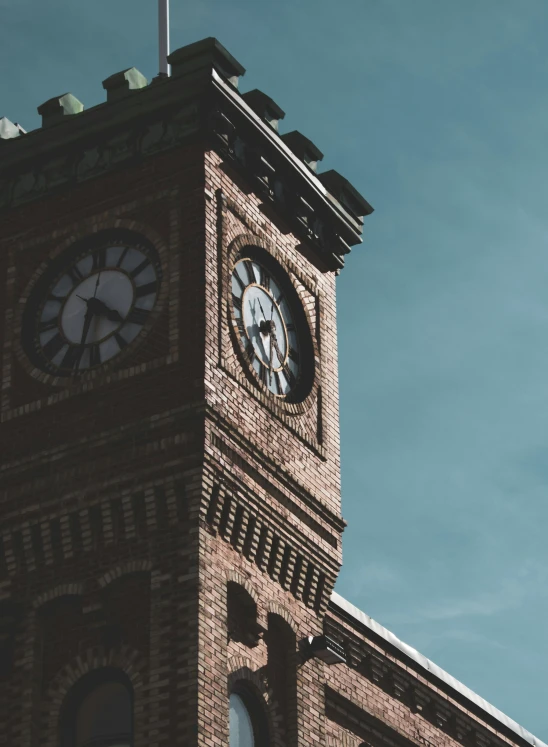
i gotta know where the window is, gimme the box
[229,686,268,747]
[60,668,133,747]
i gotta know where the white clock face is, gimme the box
[24,236,161,376]
[231,256,302,397]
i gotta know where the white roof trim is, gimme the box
[330,591,546,747]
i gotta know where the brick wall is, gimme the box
[0,137,531,747]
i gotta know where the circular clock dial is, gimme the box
[231,256,303,398]
[23,236,161,376]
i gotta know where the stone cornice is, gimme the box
[0,37,372,273]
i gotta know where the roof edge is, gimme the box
[330,592,546,747]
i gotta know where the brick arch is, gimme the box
[40,643,146,747]
[266,602,298,634]
[225,569,260,607]
[97,559,152,589]
[227,659,285,747]
[32,583,84,610]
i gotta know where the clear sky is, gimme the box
[1,0,546,739]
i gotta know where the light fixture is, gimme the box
[303,635,346,665]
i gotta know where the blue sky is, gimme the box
[2,0,546,738]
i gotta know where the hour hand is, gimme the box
[105,308,123,323]
[270,328,284,367]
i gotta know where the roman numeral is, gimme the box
[135,281,157,298]
[274,371,282,395]
[243,260,255,284]
[276,293,285,306]
[232,294,242,311]
[288,346,299,363]
[283,363,296,389]
[260,266,270,291]
[114,332,128,350]
[47,293,65,303]
[61,345,84,371]
[130,257,152,279]
[286,322,295,332]
[42,333,65,361]
[233,270,245,292]
[38,317,58,334]
[68,264,84,285]
[91,248,107,270]
[244,341,255,361]
[125,306,149,325]
[235,318,246,336]
[89,344,101,367]
[116,246,129,268]
[259,363,268,386]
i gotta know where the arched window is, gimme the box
[59,667,133,747]
[229,685,268,747]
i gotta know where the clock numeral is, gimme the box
[260,266,270,291]
[244,340,255,361]
[61,345,84,371]
[114,332,128,350]
[116,246,129,268]
[68,265,84,285]
[274,371,282,395]
[259,362,268,386]
[38,317,58,334]
[233,270,245,292]
[288,346,299,363]
[47,293,65,304]
[235,318,247,337]
[91,248,107,271]
[276,293,285,307]
[42,333,66,361]
[243,260,255,284]
[286,322,295,332]
[135,281,157,298]
[89,344,101,367]
[130,257,152,279]
[283,363,296,389]
[125,306,149,325]
[232,294,242,311]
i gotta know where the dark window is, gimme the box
[60,668,132,747]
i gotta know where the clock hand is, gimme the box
[270,326,285,369]
[93,271,101,298]
[267,329,273,386]
[79,296,124,323]
[248,298,269,364]
[80,306,94,347]
[257,297,267,322]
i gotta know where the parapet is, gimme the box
[0,37,373,272]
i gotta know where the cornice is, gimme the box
[327,594,546,747]
[0,37,373,273]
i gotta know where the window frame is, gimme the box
[229,681,270,747]
[58,666,134,747]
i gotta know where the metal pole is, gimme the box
[158,0,170,76]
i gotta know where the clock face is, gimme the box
[22,233,162,376]
[230,254,311,399]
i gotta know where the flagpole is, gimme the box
[158,0,170,76]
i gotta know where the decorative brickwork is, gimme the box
[0,34,538,747]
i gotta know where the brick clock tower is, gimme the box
[0,36,541,747]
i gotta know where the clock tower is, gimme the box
[0,38,372,746]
